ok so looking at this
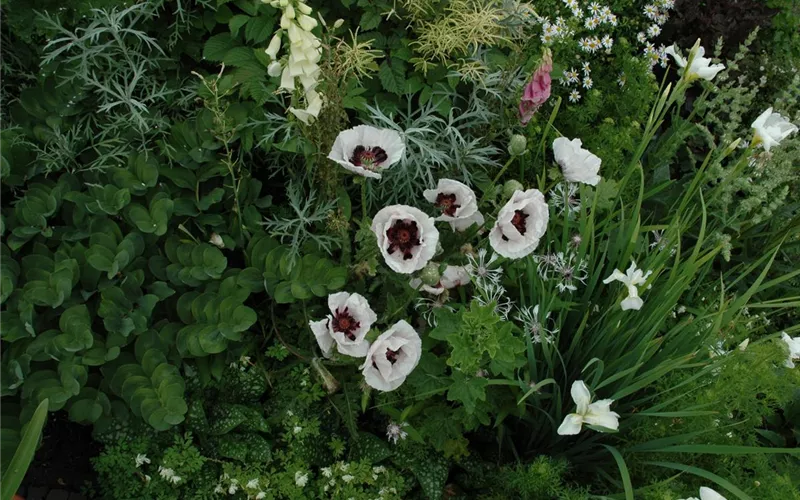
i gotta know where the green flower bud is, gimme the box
[503,179,524,199]
[420,262,441,286]
[508,134,527,156]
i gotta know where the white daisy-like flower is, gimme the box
[643,4,659,20]
[415,296,455,326]
[564,68,580,84]
[422,178,482,231]
[647,24,661,38]
[516,305,558,344]
[474,283,513,319]
[582,76,593,89]
[552,251,588,293]
[489,189,550,259]
[751,107,798,152]
[588,2,602,15]
[386,421,409,444]
[372,204,439,274]
[637,32,648,44]
[360,320,422,392]
[601,35,613,49]
[557,380,620,435]
[569,89,581,103]
[465,248,503,289]
[328,125,405,179]
[655,12,669,24]
[571,7,583,18]
[584,16,600,30]
[553,137,602,186]
[606,13,618,25]
[135,454,150,468]
[578,38,592,52]
[617,72,627,87]
[309,292,377,358]
[295,470,309,487]
[549,182,581,215]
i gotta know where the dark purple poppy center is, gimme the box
[386,220,420,260]
[434,192,460,217]
[502,209,529,242]
[511,210,529,235]
[332,307,360,341]
[350,145,388,168]
[385,348,400,364]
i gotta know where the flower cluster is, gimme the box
[309,293,422,392]
[263,0,323,124]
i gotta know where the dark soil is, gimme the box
[20,411,100,498]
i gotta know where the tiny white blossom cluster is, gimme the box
[158,465,182,485]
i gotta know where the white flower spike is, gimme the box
[663,40,725,82]
[781,332,800,369]
[360,320,422,392]
[422,179,483,231]
[557,380,620,435]
[372,205,439,274]
[309,292,377,358]
[552,137,602,186]
[328,125,405,179]
[603,260,653,311]
[489,189,549,259]
[751,107,798,152]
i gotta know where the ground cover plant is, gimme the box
[1,0,799,499]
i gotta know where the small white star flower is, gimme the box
[569,89,581,103]
[135,454,150,468]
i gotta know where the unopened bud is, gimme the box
[420,262,441,287]
[333,18,344,29]
[311,357,339,394]
[265,33,281,59]
[507,134,527,156]
[503,179,524,199]
[209,233,225,249]
[267,61,282,77]
[296,2,312,15]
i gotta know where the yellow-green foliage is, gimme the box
[406,0,510,72]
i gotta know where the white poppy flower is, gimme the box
[328,125,405,179]
[680,487,728,500]
[557,380,620,435]
[372,205,439,274]
[603,260,653,311]
[552,137,602,186]
[782,332,800,369]
[423,179,480,226]
[489,189,549,259]
[663,42,724,81]
[751,107,798,152]
[360,320,422,392]
[309,292,377,358]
